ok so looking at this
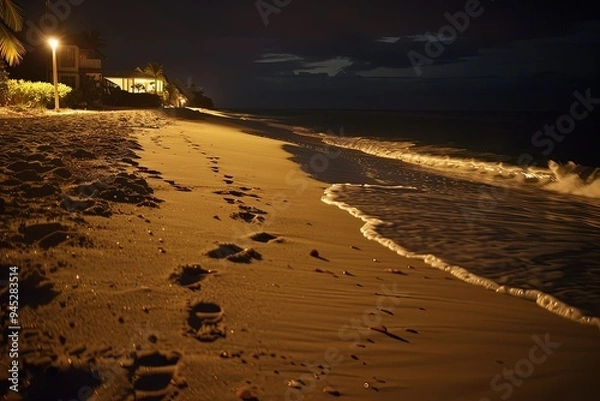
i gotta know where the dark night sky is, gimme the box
[18,0,600,109]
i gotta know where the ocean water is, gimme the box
[200,108,600,327]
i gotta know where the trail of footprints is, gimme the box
[137,134,203,192]
[111,229,280,399]
[113,136,422,397]
[136,165,191,192]
[150,134,170,150]
[206,155,235,184]
[140,137,241,192]
[179,136,424,396]
[181,134,202,152]
[18,136,287,400]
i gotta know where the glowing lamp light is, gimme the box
[48,38,59,50]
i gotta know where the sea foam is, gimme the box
[322,136,600,200]
[322,183,600,329]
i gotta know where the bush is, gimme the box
[103,89,161,108]
[5,79,72,108]
[64,81,103,109]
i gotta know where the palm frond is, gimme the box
[0,0,24,32]
[0,22,25,66]
[144,62,164,78]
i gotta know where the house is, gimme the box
[55,34,104,90]
[104,69,165,94]
[5,32,104,90]
[103,69,199,107]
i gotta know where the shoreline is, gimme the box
[1,109,598,400]
[321,184,600,329]
[209,108,600,330]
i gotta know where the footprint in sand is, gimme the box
[206,156,221,173]
[230,205,267,224]
[206,243,262,263]
[164,179,192,192]
[182,136,202,151]
[249,232,279,243]
[186,302,226,342]
[122,349,184,400]
[223,174,234,185]
[136,166,163,180]
[169,264,213,291]
[214,189,261,200]
[150,135,170,150]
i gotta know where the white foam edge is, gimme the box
[322,183,600,330]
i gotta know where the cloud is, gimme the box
[255,53,304,63]
[70,0,600,108]
[376,36,402,43]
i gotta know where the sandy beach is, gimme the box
[1,108,598,401]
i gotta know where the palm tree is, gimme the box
[143,61,164,94]
[0,0,25,66]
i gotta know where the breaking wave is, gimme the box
[322,136,600,199]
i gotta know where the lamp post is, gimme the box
[48,38,60,111]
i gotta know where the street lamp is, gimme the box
[48,38,60,111]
